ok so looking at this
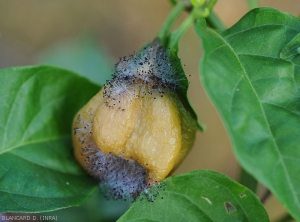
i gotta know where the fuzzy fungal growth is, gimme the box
[74,114,148,200]
[72,40,197,201]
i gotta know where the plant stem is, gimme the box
[157,1,186,47]
[162,0,225,52]
[166,0,225,36]
[168,0,177,6]
[260,189,271,204]
[247,0,259,9]
[206,11,226,31]
[168,12,195,53]
[207,0,218,11]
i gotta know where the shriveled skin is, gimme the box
[92,92,138,154]
[173,100,197,168]
[73,91,103,171]
[120,93,181,182]
[73,86,196,183]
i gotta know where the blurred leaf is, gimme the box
[118,170,269,222]
[274,213,295,222]
[239,168,258,194]
[196,8,300,220]
[247,0,259,9]
[43,189,130,222]
[37,35,113,85]
[206,11,226,31]
[0,66,100,213]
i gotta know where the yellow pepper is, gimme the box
[72,41,197,200]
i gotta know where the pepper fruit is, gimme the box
[72,40,197,200]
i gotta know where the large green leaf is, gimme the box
[118,170,269,222]
[0,66,100,212]
[196,8,300,220]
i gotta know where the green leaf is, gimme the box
[0,65,100,213]
[239,168,258,194]
[36,35,113,85]
[280,33,300,66]
[206,11,226,31]
[42,189,130,222]
[247,0,259,10]
[196,8,300,220]
[168,49,205,131]
[118,170,269,222]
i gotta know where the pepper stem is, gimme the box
[157,2,186,48]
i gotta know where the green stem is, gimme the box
[247,0,259,9]
[162,0,224,52]
[168,0,177,6]
[206,11,226,31]
[157,1,186,47]
[168,12,195,53]
[260,189,271,204]
[207,0,218,11]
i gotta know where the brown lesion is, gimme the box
[224,201,237,214]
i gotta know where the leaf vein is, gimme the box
[0,134,70,155]
[230,49,300,209]
[223,24,299,39]
[1,73,37,147]
[261,101,300,117]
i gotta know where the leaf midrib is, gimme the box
[0,134,70,156]
[222,23,300,39]
[1,71,40,148]
[210,29,300,209]
[0,189,87,199]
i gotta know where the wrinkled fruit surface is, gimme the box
[72,42,197,200]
